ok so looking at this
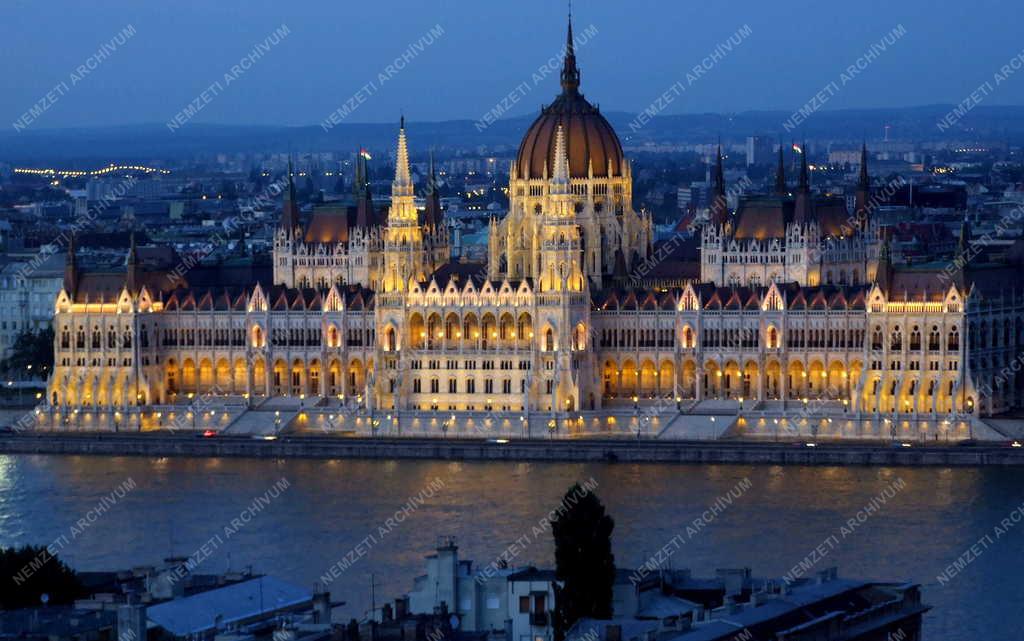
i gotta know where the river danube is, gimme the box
[1,455,1021,640]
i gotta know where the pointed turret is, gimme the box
[560,11,580,94]
[234,222,248,257]
[709,145,729,226]
[953,214,972,287]
[552,124,570,189]
[794,142,815,224]
[714,144,725,197]
[958,214,971,258]
[279,157,301,233]
[126,232,140,293]
[798,142,810,193]
[392,116,413,197]
[876,228,893,294]
[775,144,787,196]
[353,149,366,198]
[858,142,870,190]
[64,233,78,297]
[387,120,418,225]
[423,150,443,229]
[354,149,376,228]
[855,143,871,232]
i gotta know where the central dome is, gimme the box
[515,21,624,180]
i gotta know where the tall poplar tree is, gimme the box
[551,483,616,641]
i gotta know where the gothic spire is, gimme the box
[775,143,787,196]
[126,231,138,266]
[794,143,813,224]
[279,156,301,232]
[126,232,139,293]
[954,214,972,289]
[794,141,807,192]
[560,10,580,94]
[710,145,729,226]
[424,149,442,228]
[64,233,78,296]
[286,156,297,204]
[393,117,413,197]
[353,148,365,198]
[876,228,893,294]
[854,142,871,233]
[713,144,725,197]
[859,142,870,190]
[355,149,376,228]
[958,214,971,260]
[552,123,570,187]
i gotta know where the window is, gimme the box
[519,596,530,613]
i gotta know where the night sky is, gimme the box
[3,0,1023,129]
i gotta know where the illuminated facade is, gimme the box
[44,18,1024,424]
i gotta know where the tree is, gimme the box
[1,327,54,378]
[551,483,616,641]
[0,545,86,609]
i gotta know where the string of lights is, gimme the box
[13,163,171,178]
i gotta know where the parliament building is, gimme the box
[43,19,1024,429]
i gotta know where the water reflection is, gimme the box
[0,456,1018,640]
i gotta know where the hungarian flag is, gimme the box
[792,142,803,154]
[359,149,372,160]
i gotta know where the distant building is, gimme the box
[677,183,708,211]
[828,148,862,166]
[745,136,773,167]
[0,251,65,358]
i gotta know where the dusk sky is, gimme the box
[3,0,1023,130]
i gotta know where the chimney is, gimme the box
[395,596,409,619]
[402,621,418,641]
[116,604,146,641]
[678,612,693,632]
[312,591,331,624]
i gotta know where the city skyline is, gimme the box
[5,0,1024,131]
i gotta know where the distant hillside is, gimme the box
[3,105,1024,164]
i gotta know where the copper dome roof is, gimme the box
[514,19,624,180]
